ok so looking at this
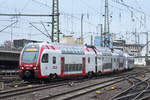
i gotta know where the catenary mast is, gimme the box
[51,0,60,42]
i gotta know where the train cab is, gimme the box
[19,44,40,79]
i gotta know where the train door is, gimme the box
[97,56,102,73]
[119,57,124,70]
[61,57,65,75]
[95,57,97,73]
[41,53,49,76]
[50,53,59,74]
[102,56,112,73]
[112,56,117,71]
[124,57,128,70]
[82,57,86,74]
[112,57,115,71]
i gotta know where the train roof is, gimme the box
[25,42,131,56]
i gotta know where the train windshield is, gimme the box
[21,45,39,63]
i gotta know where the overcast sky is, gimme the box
[0,0,149,45]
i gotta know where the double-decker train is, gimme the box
[18,42,134,80]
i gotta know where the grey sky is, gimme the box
[0,0,149,45]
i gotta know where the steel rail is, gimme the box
[111,77,144,99]
[39,73,144,100]
[40,78,126,100]
[112,77,150,100]
[133,80,150,100]
[0,70,148,99]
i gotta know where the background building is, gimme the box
[13,39,41,48]
[60,35,83,44]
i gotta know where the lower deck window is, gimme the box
[64,64,82,72]
[103,63,112,69]
[119,63,124,67]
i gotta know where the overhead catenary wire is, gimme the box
[111,0,146,29]
[0,0,9,7]
[0,20,18,33]
[31,0,51,8]
[0,13,56,17]
[0,0,148,44]
[79,0,103,16]
[29,22,51,41]
[61,12,97,27]
[21,0,32,12]
[40,21,52,40]
[112,0,147,16]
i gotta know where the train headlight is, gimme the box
[33,66,38,70]
[22,67,24,69]
[33,67,36,70]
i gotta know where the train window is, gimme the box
[73,64,76,71]
[76,64,79,71]
[42,54,48,63]
[75,64,78,71]
[102,57,104,61]
[117,58,120,62]
[88,57,90,63]
[70,64,72,71]
[72,49,76,54]
[53,56,56,64]
[65,64,69,72]
[69,65,72,71]
[79,64,82,71]
[116,58,117,62]
[75,50,78,54]
[98,57,101,60]
[64,64,66,72]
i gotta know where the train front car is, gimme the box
[19,43,40,80]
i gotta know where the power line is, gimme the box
[0,21,18,33]
[0,0,9,6]
[31,0,51,8]
[61,12,97,27]
[79,0,103,15]
[29,22,51,40]
[0,13,57,17]
[21,0,32,11]
[112,0,147,16]
[40,21,51,40]
[111,0,145,28]
[134,0,142,10]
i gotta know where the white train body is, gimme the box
[19,43,134,80]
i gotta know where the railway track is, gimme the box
[38,71,147,100]
[40,77,126,100]
[0,70,20,83]
[0,70,148,100]
[112,75,150,100]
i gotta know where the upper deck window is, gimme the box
[61,48,85,55]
